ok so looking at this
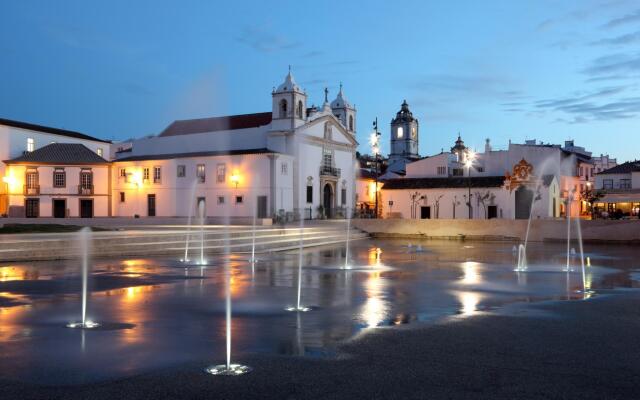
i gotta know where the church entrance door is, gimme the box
[323,183,333,218]
[515,186,533,220]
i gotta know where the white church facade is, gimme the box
[112,71,358,220]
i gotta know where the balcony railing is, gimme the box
[319,165,341,177]
[23,185,40,195]
[78,185,94,195]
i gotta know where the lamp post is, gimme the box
[464,151,476,219]
[370,119,381,219]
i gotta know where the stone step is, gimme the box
[0,228,368,261]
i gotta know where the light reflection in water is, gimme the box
[360,271,389,328]
[0,266,41,282]
[460,261,481,285]
[458,291,482,316]
[367,247,383,268]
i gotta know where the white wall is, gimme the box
[112,153,285,218]
[5,164,110,217]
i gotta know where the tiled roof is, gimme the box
[382,176,505,190]
[115,148,275,162]
[159,112,272,137]
[597,161,640,175]
[357,168,377,180]
[0,117,111,143]
[4,143,109,165]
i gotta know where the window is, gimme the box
[120,192,125,203]
[97,148,103,157]
[279,99,288,118]
[26,170,38,189]
[216,164,226,183]
[621,179,631,189]
[143,168,150,182]
[235,195,243,204]
[196,164,206,183]
[306,185,313,203]
[27,138,34,152]
[322,148,332,167]
[153,166,161,183]
[396,127,403,138]
[53,169,66,188]
[80,170,93,188]
[452,168,464,176]
[217,196,225,205]
[603,179,613,189]
[341,188,347,205]
[119,168,127,178]
[296,100,303,118]
[437,166,446,175]
[177,165,186,178]
[349,115,354,131]
[281,162,288,175]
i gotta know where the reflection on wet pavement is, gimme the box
[0,239,638,384]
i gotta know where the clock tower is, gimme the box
[389,100,420,165]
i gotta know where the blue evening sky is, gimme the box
[1,1,639,161]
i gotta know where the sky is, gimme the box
[1,0,639,161]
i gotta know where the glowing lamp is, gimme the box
[2,176,16,185]
[130,170,143,187]
[230,173,240,188]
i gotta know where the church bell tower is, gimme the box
[389,100,420,164]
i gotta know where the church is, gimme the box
[112,70,359,221]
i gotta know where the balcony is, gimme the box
[319,165,341,177]
[78,185,94,195]
[23,185,40,195]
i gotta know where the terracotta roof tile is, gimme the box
[4,143,109,165]
[159,112,272,137]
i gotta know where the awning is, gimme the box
[598,194,640,203]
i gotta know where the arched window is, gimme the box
[348,115,354,131]
[296,100,303,119]
[279,99,288,118]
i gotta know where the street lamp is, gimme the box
[230,173,240,189]
[370,118,381,218]
[465,150,476,219]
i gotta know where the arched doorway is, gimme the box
[515,186,533,219]
[323,183,333,218]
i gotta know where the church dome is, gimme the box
[275,69,302,93]
[451,134,467,153]
[391,100,416,124]
[330,84,352,109]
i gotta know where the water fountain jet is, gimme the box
[206,213,250,375]
[67,227,100,329]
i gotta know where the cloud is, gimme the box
[582,53,640,76]
[602,9,640,29]
[409,74,528,104]
[235,26,301,53]
[533,86,640,122]
[535,86,627,108]
[591,30,640,46]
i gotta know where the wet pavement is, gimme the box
[0,239,638,385]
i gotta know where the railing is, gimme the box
[23,185,39,195]
[78,185,94,195]
[319,165,341,177]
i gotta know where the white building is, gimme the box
[0,118,111,217]
[593,161,640,218]
[377,132,605,219]
[112,71,359,220]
